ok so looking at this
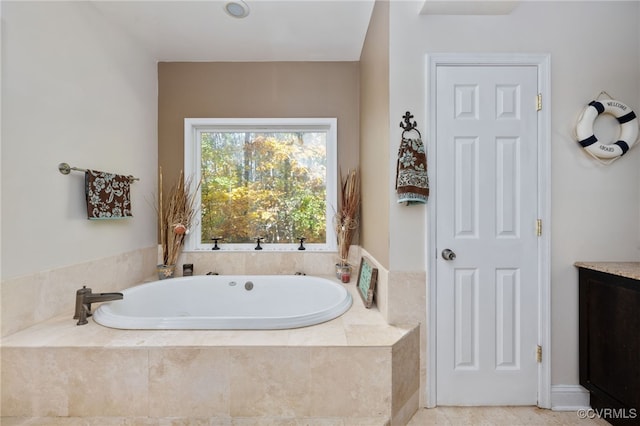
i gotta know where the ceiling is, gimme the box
[90,0,377,62]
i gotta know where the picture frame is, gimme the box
[356,256,378,308]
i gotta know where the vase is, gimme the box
[335,263,352,283]
[157,264,176,280]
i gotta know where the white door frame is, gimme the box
[425,53,551,408]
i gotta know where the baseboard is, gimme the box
[551,385,590,411]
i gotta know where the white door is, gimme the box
[435,65,540,405]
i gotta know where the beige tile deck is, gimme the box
[1,278,407,349]
[1,282,418,424]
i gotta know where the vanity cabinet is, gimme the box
[578,266,640,425]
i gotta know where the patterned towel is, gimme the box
[395,137,429,204]
[85,170,132,219]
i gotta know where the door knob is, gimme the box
[441,249,456,261]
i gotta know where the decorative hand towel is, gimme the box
[85,170,132,219]
[395,136,429,204]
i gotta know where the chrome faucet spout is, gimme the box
[73,286,123,326]
[85,292,124,303]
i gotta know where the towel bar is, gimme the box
[58,162,139,183]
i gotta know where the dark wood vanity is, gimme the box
[576,262,640,425]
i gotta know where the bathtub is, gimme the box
[92,274,352,330]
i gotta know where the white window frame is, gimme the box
[184,117,338,252]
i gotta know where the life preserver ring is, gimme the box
[576,99,638,159]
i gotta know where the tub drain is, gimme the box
[244,281,254,291]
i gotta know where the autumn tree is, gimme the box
[200,131,326,244]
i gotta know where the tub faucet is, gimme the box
[211,236,222,250]
[73,286,123,326]
[254,237,264,250]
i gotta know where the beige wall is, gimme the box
[1,1,158,280]
[359,0,390,269]
[158,62,360,208]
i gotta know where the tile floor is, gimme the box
[1,407,613,426]
[407,406,611,425]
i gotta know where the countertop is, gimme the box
[574,261,640,281]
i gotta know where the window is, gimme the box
[184,118,337,251]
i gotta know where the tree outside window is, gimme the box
[184,118,337,251]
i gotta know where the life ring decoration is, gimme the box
[576,99,638,162]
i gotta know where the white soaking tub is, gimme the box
[92,274,352,330]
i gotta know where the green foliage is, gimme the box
[200,131,327,244]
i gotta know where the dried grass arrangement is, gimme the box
[158,168,200,267]
[334,168,361,265]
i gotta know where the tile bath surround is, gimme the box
[1,247,357,337]
[1,245,422,339]
[2,246,423,423]
[1,284,419,424]
[1,247,158,337]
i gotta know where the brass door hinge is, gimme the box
[536,94,542,111]
[536,345,542,363]
[536,219,542,237]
